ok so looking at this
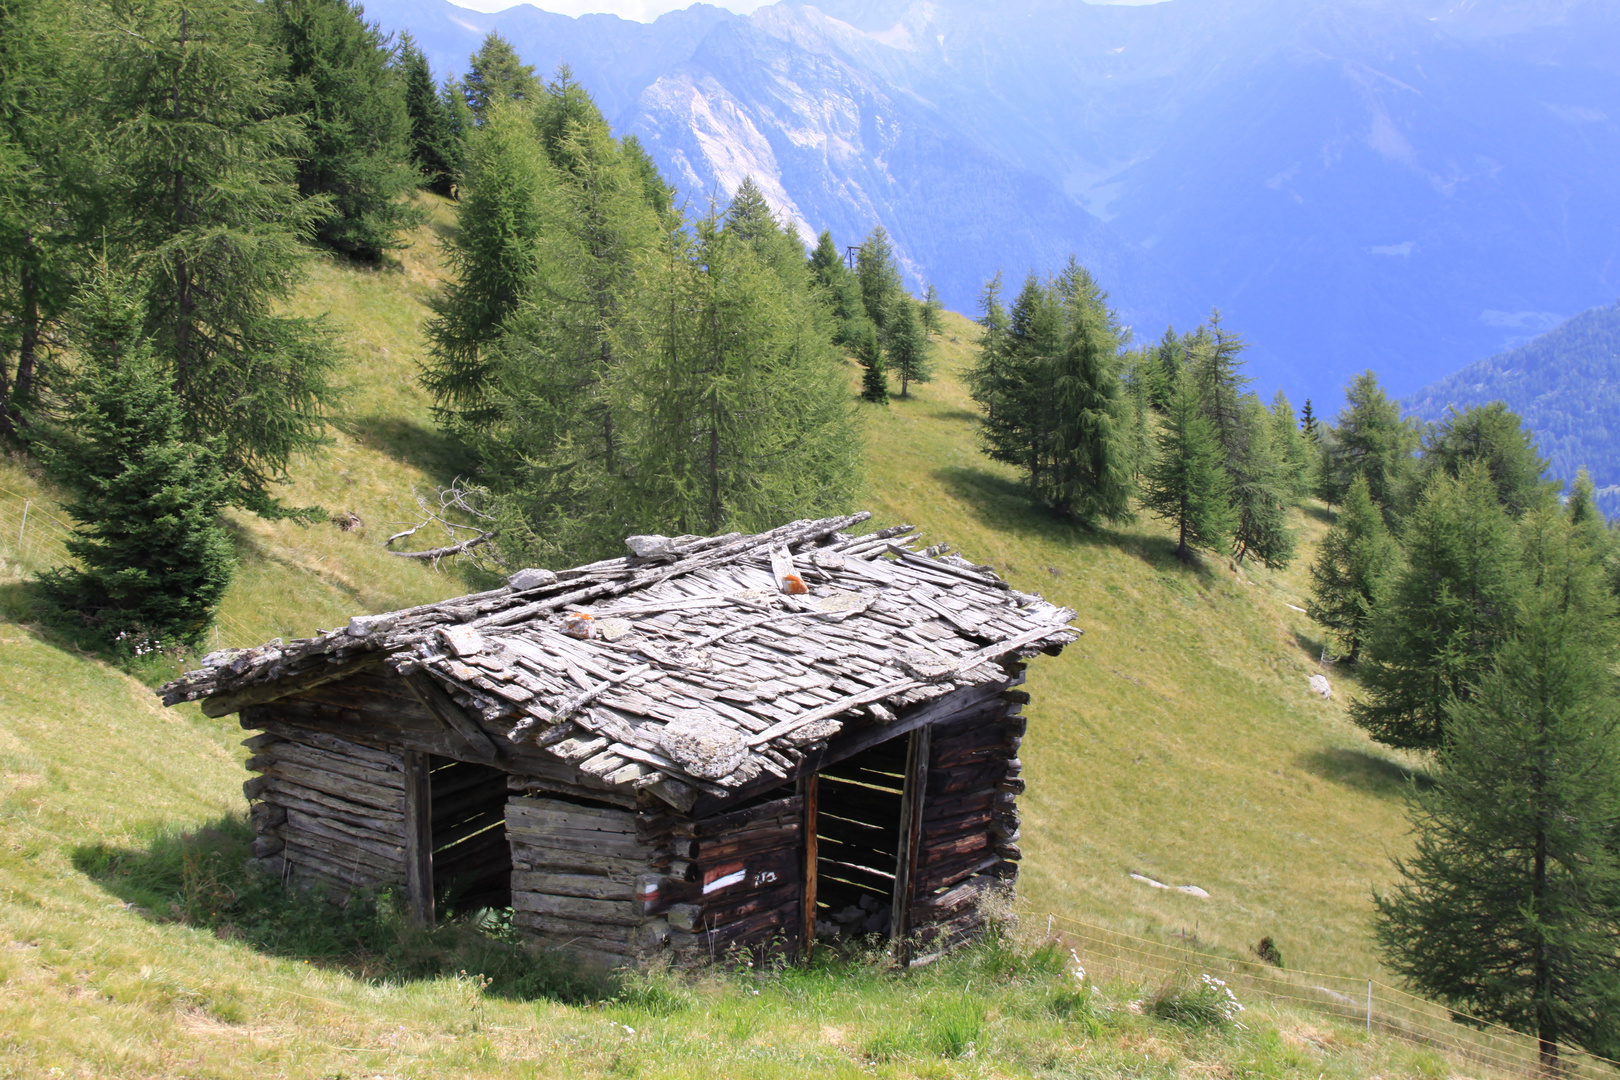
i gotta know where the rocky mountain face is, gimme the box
[367,0,1620,409]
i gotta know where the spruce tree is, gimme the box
[884,295,931,398]
[39,263,234,646]
[462,33,538,124]
[807,229,868,346]
[97,0,340,518]
[1352,464,1524,750]
[422,101,550,427]
[1307,474,1397,660]
[399,33,458,196]
[1375,514,1620,1066]
[1141,369,1235,561]
[1300,398,1318,441]
[1419,402,1555,517]
[1147,325,1183,410]
[1317,370,1417,517]
[857,321,887,404]
[265,0,419,260]
[724,177,808,291]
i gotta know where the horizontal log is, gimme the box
[512,849,650,879]
[282,825,404,876]
[507,798,637,834]
[930,743,1014,772]
[242,732,284,753]
[512,871,636,902]
[248,712,467,766]
[919,789,996,823]
[671,901,800,954]
[517,931,634,962]
[673,794,803,840]
[919,830,991,864]
[681,881,800,931]
[914,852,1005,897]
[926,761,1007,798]
[251,834,285,858]
[919,807,993,841]
[285,807,405,857]
[254,760,404,814]
[251,740,404,790]
[506,823,650,862]
[259,778,402,828]
[512,891,640,927]
[282,838,402,887]
[511,910,637,943]
[689,822,801,863]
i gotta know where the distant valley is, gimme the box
[362,0,1620,412]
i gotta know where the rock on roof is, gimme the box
[161,514,1079,808]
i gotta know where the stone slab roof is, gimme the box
[160,514,1078,806]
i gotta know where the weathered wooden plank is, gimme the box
[259,777,401,826]
[251,741,404,790]
[800,774,818,962]
[816,835,898,875]
[402,751,434,926]
[511,891,640,927]
[891,725,930,965]
[200,655,384,717]
[253,760,404,814]
[402,672,502,764]
[510,871,636,901]
[672,794,803,840]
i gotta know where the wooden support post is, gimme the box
[402,751,435,927]
[798,774,819,963]
[890,724,931,966]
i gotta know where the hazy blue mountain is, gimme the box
[362,0,1620,411]
[1405,301,1620,512]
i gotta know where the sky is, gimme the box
[445,0,1160,19]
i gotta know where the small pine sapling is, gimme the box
[857,322,888,403]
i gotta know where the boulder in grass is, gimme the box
[1309,673,1332,698]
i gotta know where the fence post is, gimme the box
[1367,980,1372,1032]
[18,499,28,550]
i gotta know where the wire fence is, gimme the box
[1042,911,1620,1080]
[0,482,261,648]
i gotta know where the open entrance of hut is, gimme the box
[404,755,512,923]
[809,731,918,942]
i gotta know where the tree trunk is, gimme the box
[1,257,39,436]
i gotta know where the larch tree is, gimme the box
[1352,463,1524,750]
[97,0,340,518]
[1269,389,1313,500]
[1307,473,1397,660]
[1419,402,1555,517]
[1141,368,1234,561]
[1317,369,1417,517]
[855,225,903,339]
[884,293,931,398]
[920,281,943,336]
[264,0,420,260]
[808,228,869,347]
[857,319,887,404]
[1375,510,1620,1067]
[461,32,538,124]
[422,101,550,427]
[0,0,88,437]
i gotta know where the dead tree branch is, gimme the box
[384,480,502,568]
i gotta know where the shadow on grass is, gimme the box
[932,464,1217,581]
[341,415,474,486]
[72,814,614,1004]
[928,408,982,425]
[1301,503,1335,525]
[1297,748,1431,798]
[0,579,196,685]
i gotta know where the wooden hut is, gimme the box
[159,514,1078,967]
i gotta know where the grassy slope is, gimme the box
[0,201,1436,1078]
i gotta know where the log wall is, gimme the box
[241,729,407,901]
[906,671,1026,955]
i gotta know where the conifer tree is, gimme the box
[1142,369,1234,561]
[422,102,551,427]
[98,0,339,517]
[1353,464,1524,750]
[1269,389,1312,499]
[265,0,419,260]
[807,229,868,346]
[920,281,943,336]
[619,134,673,217]
[399,33,458,196]
[1189,309,1250,458]
[1145,325,1183,410]
[1228,393,1296,567]
[0,0,87,437]
[1037,268,1132,524]
[1419,402,1555,517]
[462,32,538,123]
[724,178,808,291]
[1117,349,1156,482]
[39,263,234,646]
[1317,370,1417,517]
[857,321,887,404]
[855,225,903,338]
[1300,398,1318,441]
[884,295,931,398]
[1307,474,1397,660]
[1375,513,1620,1066]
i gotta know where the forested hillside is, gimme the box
[7,0,1620,1074]
[1405,301,1620,514]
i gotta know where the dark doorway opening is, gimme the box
[813,737,906,939]
[429,757,511,915]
